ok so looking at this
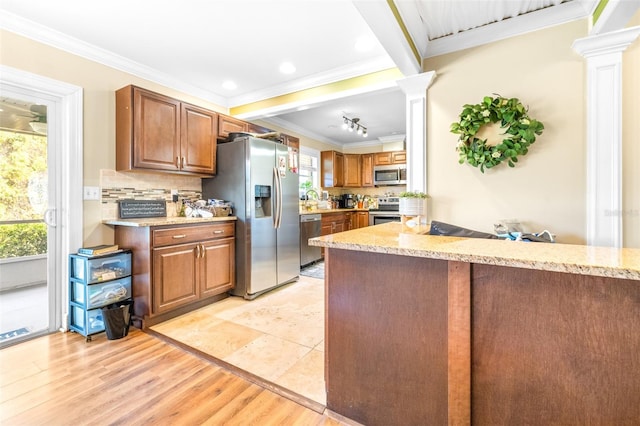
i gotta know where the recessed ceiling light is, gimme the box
[279,62,296,74]
[222,80,237,90]
[354,36,375,52]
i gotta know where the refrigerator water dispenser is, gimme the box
[254,185,271,218]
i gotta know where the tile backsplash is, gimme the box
[100,169,202,220]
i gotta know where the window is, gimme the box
[299,147,319,199]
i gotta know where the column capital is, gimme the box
[572,26,640,58]
[397,71,436,97]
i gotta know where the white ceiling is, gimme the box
[0,0,597,147]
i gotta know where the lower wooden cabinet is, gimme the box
[354,211,369,229]
[114,220,235,327]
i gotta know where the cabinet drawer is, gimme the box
[70,305,105,335]
[152,222,235,247]
[71,252,132,284]
[71,277,132,309]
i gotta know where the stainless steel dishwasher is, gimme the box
[300,214,322,267]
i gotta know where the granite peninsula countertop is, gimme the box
[309,222,640,281]
[103,216,237,227]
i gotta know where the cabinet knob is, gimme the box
[176,157,180,169]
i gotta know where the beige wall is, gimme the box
[623,10,640,248]
[0,30,227,246]
[424,20,588,244]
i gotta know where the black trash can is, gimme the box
[102,299,133,340]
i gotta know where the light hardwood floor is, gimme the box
[0,328,344,425]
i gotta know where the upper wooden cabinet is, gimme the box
[116,85,217,176]
[374,150,406,166]
[218,114,248,140]
[343,154,362,188]
[281,134,300,149]
[361,153,374,187]
[321,150,344,187]
[247,123,272,135]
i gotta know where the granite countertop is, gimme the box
[309,222,640,281]
[300,208,370,214]
[103,216,237,227]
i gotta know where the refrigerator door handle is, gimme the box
[278,169,283,228]
[272,167,280,229]
[274,166,283,228]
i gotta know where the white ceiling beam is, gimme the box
[591,0,640,35]
[423,0,594,58]
[352,0,421,76]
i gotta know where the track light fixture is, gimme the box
[342,116,367,137]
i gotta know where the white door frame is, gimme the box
[1,65,83,331]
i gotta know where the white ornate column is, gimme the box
[572,27,640,247]
[396,71,436,194]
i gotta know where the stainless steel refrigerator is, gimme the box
[202,136,300,299]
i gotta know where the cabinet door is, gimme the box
[392,151,407,164]
[343,154,361,187]
[321,151,344,187]
[334,152,344,187]
[282,134,300,149]
[247,123,272,134]
[181,103,217,175]
[153,243,198,314]
[356,212,369,228]
[374,152,392,166]
[361,153,374,187]
[345,212,355,231]
[200,237,236,298]
[218,114,248,139]
[133,88,181,171]
[320,222,333,236]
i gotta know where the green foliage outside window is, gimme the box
[0,223,47,258]
[0,130,48,258]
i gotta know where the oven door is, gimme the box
[369,213,402,226]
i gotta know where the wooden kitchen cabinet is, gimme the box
[281,134,300,149]
[320,212,349,256]
[114,220,235,327]
[354,211,369,229]
[116,85,218,176]
[218,114,248,139]
[247,123,272,135]
[321,150,344,187]
[374,150,406,166]
[343,154,361,187]
[361,153,374,187]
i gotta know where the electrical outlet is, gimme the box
[171,189,179,202]
[83,186,100,200]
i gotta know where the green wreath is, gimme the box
[450,95,544,173]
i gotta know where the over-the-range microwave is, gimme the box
[373,164,407,186]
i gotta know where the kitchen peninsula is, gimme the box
[310,223,640,425]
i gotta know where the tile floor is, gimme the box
[150,274,326,405]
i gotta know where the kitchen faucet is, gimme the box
[305,189,319,200]
[304,189,320,211]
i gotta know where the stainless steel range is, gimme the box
[368,197,402,226]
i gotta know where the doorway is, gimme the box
[0,66,83,348]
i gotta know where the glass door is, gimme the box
[0,94,55,347]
